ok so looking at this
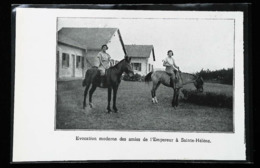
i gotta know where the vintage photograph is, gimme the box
[13,6,249,162]
[56,17,234,132]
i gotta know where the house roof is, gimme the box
[58,33,86,49]
[125,45,155,61]
[58,28,120,50]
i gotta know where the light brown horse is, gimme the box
[144,71,204,108]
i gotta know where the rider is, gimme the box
[163,50,181,88]
[97,44,111,87]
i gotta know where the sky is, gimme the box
[58,17,234,73]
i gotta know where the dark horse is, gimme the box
[82,56,134,113]
[145,71,204,108]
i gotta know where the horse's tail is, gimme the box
[144,72,153,83]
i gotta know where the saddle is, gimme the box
[166,71,182,89]
[82,67,108,88]
[98,69,108,88]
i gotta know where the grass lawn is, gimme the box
[56,80,233,132]
[182,82,233,97]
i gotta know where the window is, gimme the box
[62,53,69,68]
[82,57,84,68]
[131,63,142,71]
[57,51,59,65]
[76,55,84,68]
[76,55,82,68]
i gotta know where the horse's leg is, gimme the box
[175,89,180,107]
[112,85,119,113]
[89,84,97,108]
[151,81,158,103]
[107,87,112,113]
[172,88,180,108]
[83,83,91,109]
[153,82,160,103]
[172,89,177,108]
[151,88,155,103]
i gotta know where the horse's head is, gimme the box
[194,76,204,92]
[123,56,134,77]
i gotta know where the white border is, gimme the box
[13,8,245,162]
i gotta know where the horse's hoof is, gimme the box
[154,97,158,103]
[89,103,93,108]
[113,107,118,113]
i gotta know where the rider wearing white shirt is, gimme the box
[97,44,111,87]
[163,50,181,88]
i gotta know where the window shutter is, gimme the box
[67,54,70,67]
[82,57,84,68]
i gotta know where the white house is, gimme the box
[57,32,87,79]
[57,28,127,79]
[125,45,156,75]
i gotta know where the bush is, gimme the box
[123,73,145,82]
[182,89,233,109]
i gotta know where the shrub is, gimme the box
[123,73,145,82]
[182,89,233,109]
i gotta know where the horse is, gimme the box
[82,56,134,113]
[144,71,204,108]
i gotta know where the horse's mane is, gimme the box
[109,59,125,70]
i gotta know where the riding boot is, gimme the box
[175,73,182,88]
[100,76,106,87]
[175,77,179,88]
[173,70,180,88]
[174,70,178,80]
[171,76,176,89]
[100,76,104,87]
